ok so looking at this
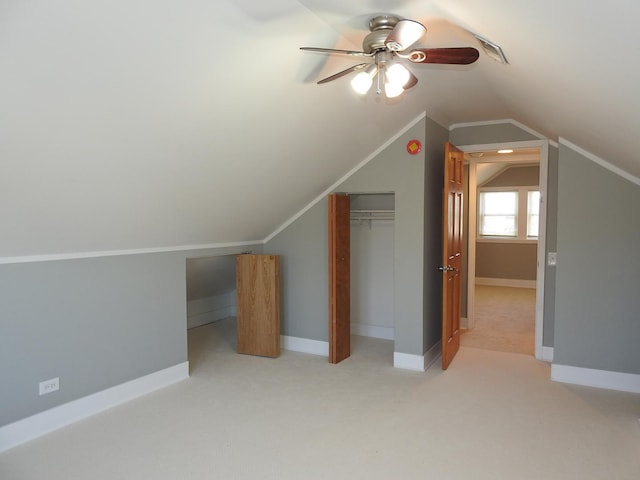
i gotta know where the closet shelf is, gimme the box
[350,209,395,222]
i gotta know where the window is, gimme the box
[479,191,517,236]
[527,190,540,238]
[478,188,539,240]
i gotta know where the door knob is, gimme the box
[437,265,458,272]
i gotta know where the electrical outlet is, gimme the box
[547,252,557,266]
[39,377,59,395]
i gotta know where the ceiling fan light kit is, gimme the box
[350,64,377,94]
[350,51,413,97]
[300,14,480,99]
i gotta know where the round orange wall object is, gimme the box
[406,139,422,155]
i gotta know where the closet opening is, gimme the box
[349,192,396,363]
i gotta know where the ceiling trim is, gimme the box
[559,138,640,187]
[262,112,427,244]
[0,241,263,265]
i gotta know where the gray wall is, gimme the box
[476,243,537,280]
[543,146,559,346]
[186,255,237,301]
[481,165,539,187]
[449,123,540,145]
[339,121,426,356]
[265,117,440,356]
[422,118,448,353]
[0,244,261,427]
[263,200,329,341]
[554,145,640,374]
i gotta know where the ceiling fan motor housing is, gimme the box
[362,15,401,53]
[368,15,400,31]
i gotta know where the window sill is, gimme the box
[476,236,538,244]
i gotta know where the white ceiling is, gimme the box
[2,1,639,257]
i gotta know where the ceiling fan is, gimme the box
[300,15,479,98]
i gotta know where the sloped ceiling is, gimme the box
[2,1,639,258]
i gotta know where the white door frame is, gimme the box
[457,140,549,361]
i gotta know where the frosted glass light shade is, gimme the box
[351,71,374,94]
[384,81,404,98]
[386,63,410,87]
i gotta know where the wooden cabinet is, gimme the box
[236,254,280,358]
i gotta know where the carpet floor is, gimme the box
[1,317,639,480]
[461,285,536,355]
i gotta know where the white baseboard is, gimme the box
[187,307,236,329]
[281,335,328,356]
[351,323,394,340]
[187,294,236,329]
[279,335,441,371]
[0,362,189,453]
[424,341,443,370]
[540,346,554,362]
[475,277,536,289]
[394,342,442,372]
[394,352,425,371]
[460,316,471,330]
[551,364,640,394]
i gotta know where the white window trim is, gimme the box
[476,237,538,244]
[477,186,539,242]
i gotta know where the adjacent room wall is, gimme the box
[0,244,261,428]
[476,164,539,283]
[187,292,236,329]
[186,255,238,329]
[481,165,539,187]
[554,144,640,374]
[475,243,537,281]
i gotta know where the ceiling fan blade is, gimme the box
[317,63,370,84]
[300,47,373,57]
[385,19,427,51]
[407,47,480,64]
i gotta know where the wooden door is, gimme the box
[328,194,350,364]
[441,143,464,370]
[236,254,280,358]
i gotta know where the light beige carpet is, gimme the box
[2,318,640,480]
[461,285,535,355]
